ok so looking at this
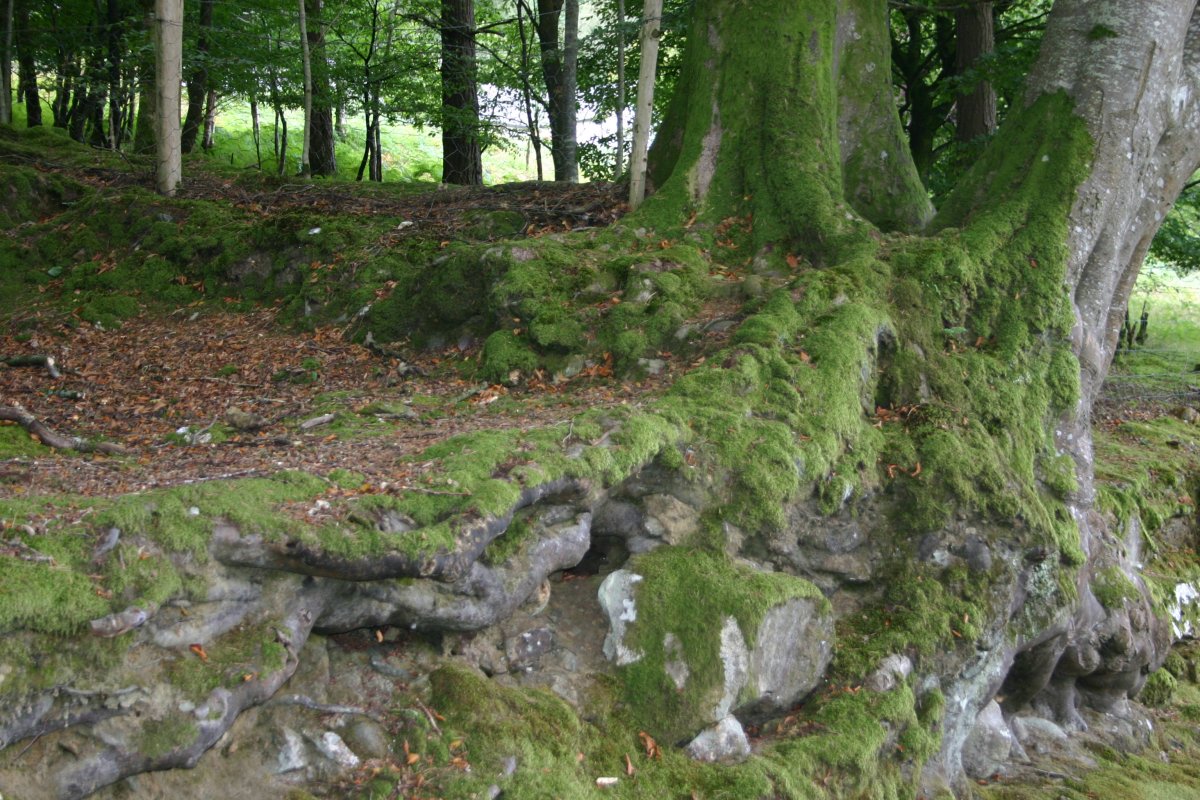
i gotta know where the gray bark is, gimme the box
[154,0,182,196]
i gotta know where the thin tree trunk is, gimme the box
[614,0,626,180]
[516,0,543,180]
[154,0,182,195]
[202,88,215,150]
[132,15,156,155]
[106,0,122,148]
[441,0,483,185]
[250,96,261,168]
[15,0,39,126]
[181,0,213,153]
[954,0,997,142]
[299,0,313,175]
[628,0,661,209]
[561,0,578,180]
[0,0,13,125]
[276,110,288,175]
[335,83,345,139]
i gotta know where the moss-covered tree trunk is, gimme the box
[643,0,1200,792]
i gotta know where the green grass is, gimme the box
[202,104,540,185]
[1106,268,1200,397]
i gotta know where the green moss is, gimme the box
[1088,24,1120,40]
[165,622,287,699]
[0,632,124,695]
[1140,670,1178,708]
[78,293,140,328]
[1092,566,1141,611]
[480,330,538,383]
[138,716,199,759]
[0,557,110,635]
[618,545,827,742]
[95,471,325,554]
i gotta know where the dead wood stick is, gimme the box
[268,694,384,722]
[0,405,131,455]
[2,355,61,379]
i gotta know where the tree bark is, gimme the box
[614,0,627,180]
[181,0,213,154]
[0,0,12,125]
[299,0,313,175]
[627,0,661,210]
[644,0,1200,793]
[14,0,38,126]
[441,0,483,185]
[154,0,182,196]
[105,0,123,148]
[132,5,157,155]
[536,0,578,181]
[306,0,337,176]
[954,0,997,142]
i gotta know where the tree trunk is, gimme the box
[516,0,543,180]
[181,0,213,154]
[440,0,483,185]
[250,96,261,169]
[132,9,156,155]
[614,0,626,180]
[14,0,37,126]
[154,0,182,196]
[536,0,578,181]
[0,0,12,125]
[306,0,337,176]
[106,0,122,148]
[643,0,1200,793]
[627,0,661,210]
[954,0,997,142]
[202,88,216,150]
[299,0,313,175]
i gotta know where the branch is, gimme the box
[0,405,131,456]
[2,354,61,378]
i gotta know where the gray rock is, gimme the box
[663,633,690,690]
[685,716,751,764]
[716,617,750,720]
[598,570,645,665]
[864,654,913,693]
[642,494,699,544]
[315,731,360,769]
[739,598,834,719]
[276,727,307,774]
[507,627,554,671]
[343,719,390,760]
[961,700,1013,779]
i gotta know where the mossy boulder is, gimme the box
[598,548,832,744]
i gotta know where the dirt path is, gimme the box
[0,310,677,497]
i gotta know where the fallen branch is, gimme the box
[0,404,131,455]
[267,694,384,722]
[2,355,61,379]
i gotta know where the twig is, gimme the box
[268,693,384,722]
[413,698,442,734]
[394,485,472,497]
[197,376,261,389]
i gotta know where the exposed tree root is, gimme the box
[0,405,130,456]
[212,476,591,582]
[53,583,331,800]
